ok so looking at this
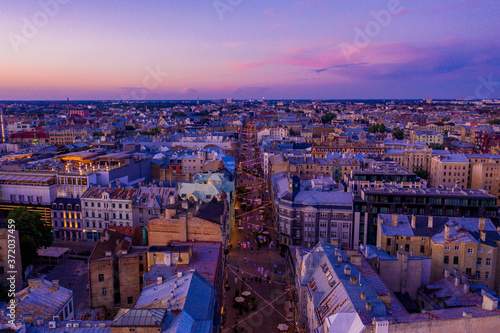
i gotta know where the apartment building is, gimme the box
[430,154,470,187]
[377,214,500,293]
[385,147,432,172]
[467,154,500,201]
[344,160,426,195]
[88,230,147,317]
[354,186,497,245]
[271,174,355,248]
[410,130,444,145]
[49,128,87,146]
[81,187,136,241]
[51,198,83,240]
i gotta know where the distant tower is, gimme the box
[197,97,200,106]
[67,98,70,114]
[0,108,5,143]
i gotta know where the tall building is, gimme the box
[271,173,355,248]
[429,154,469,187]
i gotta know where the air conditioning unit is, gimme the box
[48,321,56,329]
[66,323,73,328]
[73,323,80,328]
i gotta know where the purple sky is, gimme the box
[1,0,499,100]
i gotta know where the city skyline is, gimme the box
[1,0,499,100]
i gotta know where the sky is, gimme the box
[1,0,499,100]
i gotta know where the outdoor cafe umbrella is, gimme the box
[277,323,289,331]
[235,297,245,303]
[241,291,251,296]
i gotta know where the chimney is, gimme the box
[428,216,433,228]
[480,230,486,242]
[462,309,472,319]
[177,271,183,278]
[478,217,486,231]
[350,255,362,266]
[482,292,499,311]
[463,282,470,293]
[344,266,351,276]
[174,282,178,289]
[181,201,188,210]
[444,268,450,278]
[52,280,60,289]
[179,215,188,242]
[36,317,43,326]
[454,276,461,287]
[391,214,398,226]
[411,214,416,229]
[444,224,450,240]
[157,276,162,285]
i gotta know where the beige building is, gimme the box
[385,147,432,172]
[88,230,147,318]
[377,214,500,293]
[49,128,87,146]
[429,154,469,187]
[467,154,500,202]
[410,130,444,145]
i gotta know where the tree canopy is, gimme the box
[321,112,336,124]
[5,207,53,270]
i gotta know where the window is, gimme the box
[478,247,483,253]
[455,246,460,251]
[420,245,425,253]
[467,248,474,254]
[477,258,482,266]
[453,256,459,265]
[485,271,490,280]
[331,222,337,228]
[102,288,107,295]
[342,232,348,239]
[386,238,391,246]
[139,264,144,271]
[476,271,481,279]
[466,268,472,276]
[486,258,491,266]
[405,244,410,252]
[98,274,104,282]
[342,223,349,229]
[127,296,133,304]
[444,256,449,264]
[445,246,450,251]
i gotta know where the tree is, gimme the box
[429,143,445,150]
[368,124,387,133]
[321,112,336,124]
[5,207,53,270]
[393,128,404,140]
[92,131,104,137]
[414,169,429,180]
[125,125,135,131]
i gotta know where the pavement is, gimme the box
[221,121,297,333]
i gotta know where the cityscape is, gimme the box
[1,1,500,333]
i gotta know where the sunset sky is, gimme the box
[1,0,499,100]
